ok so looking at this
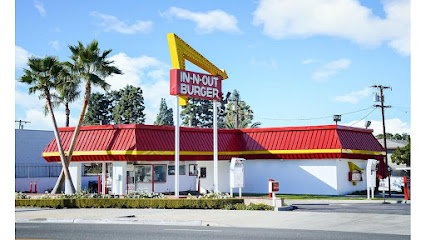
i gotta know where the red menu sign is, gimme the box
[170,69,222,101]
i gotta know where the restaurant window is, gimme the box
[189,164,198,176]
[200,167,207,178]
[135,165,152,182]
[154,165,167,182]
[168,165,186,175]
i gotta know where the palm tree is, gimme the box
[45,71,81,127]
[222,119,261,129]
[19,56,76,194]
[51,40,122,193]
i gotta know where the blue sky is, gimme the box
[14,0,411,135]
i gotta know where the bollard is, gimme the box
[34,181,37,193]
[98,175,101,194]
[198,177,201,194]
[29,181,32,193]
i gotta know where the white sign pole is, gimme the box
[102,162,106,195]
[239,187,242,198]
[213,100,219,193]
[175,96,180,197]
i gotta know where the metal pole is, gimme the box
[236,99,239,129]
[213,100,219,193]
[102,162,106,195]
[175,96,180,197]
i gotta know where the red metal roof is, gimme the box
[42,124,384,162]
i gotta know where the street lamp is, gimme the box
[365,120,371,129]
[333,115,341,125]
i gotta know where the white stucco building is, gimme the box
[41,124,386,196]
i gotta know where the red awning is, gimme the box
[42,124,385,162]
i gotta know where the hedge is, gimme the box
[15,198,244,209]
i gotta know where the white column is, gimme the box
[112,162,127,195]
[175,96,180,197]
[68,162,82,192]
[213,100,219,193]
[102,162,106,195]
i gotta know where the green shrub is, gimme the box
[15,198,244,209]
[234,203,273,211]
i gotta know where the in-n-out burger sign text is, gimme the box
[170,69,222,101]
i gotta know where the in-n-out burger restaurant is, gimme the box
[41,124,385,195]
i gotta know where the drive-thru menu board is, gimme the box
[230,158,245,188]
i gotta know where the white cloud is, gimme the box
[21,108,78,130]
[344,118,410,135]
[15,88,44,110]
[34,0,46,17]
[104,53,174,124]
[15,45,34,69]
[302,59,316,64]
[253,0,410,55]
[162,7,241,34]
[335,87,371,104]
[49,40,60,51]
[250,57,278,69]
[312,58,351,81]
[90,11,153,34]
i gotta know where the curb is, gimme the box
[277,205,296,211]
[283,199,410,205]
[16,218,202,226]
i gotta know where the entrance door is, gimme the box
[127,171,135,194]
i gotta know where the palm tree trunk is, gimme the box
[46,91,76,194]
[65,102,70,127]
[52,81,91,193]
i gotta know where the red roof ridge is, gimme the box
[58,124,373,134]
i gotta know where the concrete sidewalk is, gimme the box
[15,207,410,236]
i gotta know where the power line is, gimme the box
[350,108,377,126]
[257,106,374,121]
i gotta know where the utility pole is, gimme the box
[371,85,392,197]
[15,120,31,129]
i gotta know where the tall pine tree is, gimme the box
[222,89,261,129]
[154,98,174,126]
[83,92,111,125]
[112,85,145,124]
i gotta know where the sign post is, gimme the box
[175,96,180,197]
[268,180,279,211]
[379,179,386,203]
[167,33,228,196]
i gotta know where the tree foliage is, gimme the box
[112,85,145,124]
[154,98,174,126]
[391,137,411,166]
[180,98,213,127]
[83,92,111,125]
[221,89,261,129]
[376,133,410,140]
[83,85,146,125]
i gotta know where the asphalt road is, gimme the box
[15,223,409,240]
[292,203,410,215]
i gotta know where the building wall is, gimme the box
[195,158,370,195]
[242,159,339,195]
[336,159,367,195]
[15,129,55,166]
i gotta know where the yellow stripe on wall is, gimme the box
[42,149,385,157]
